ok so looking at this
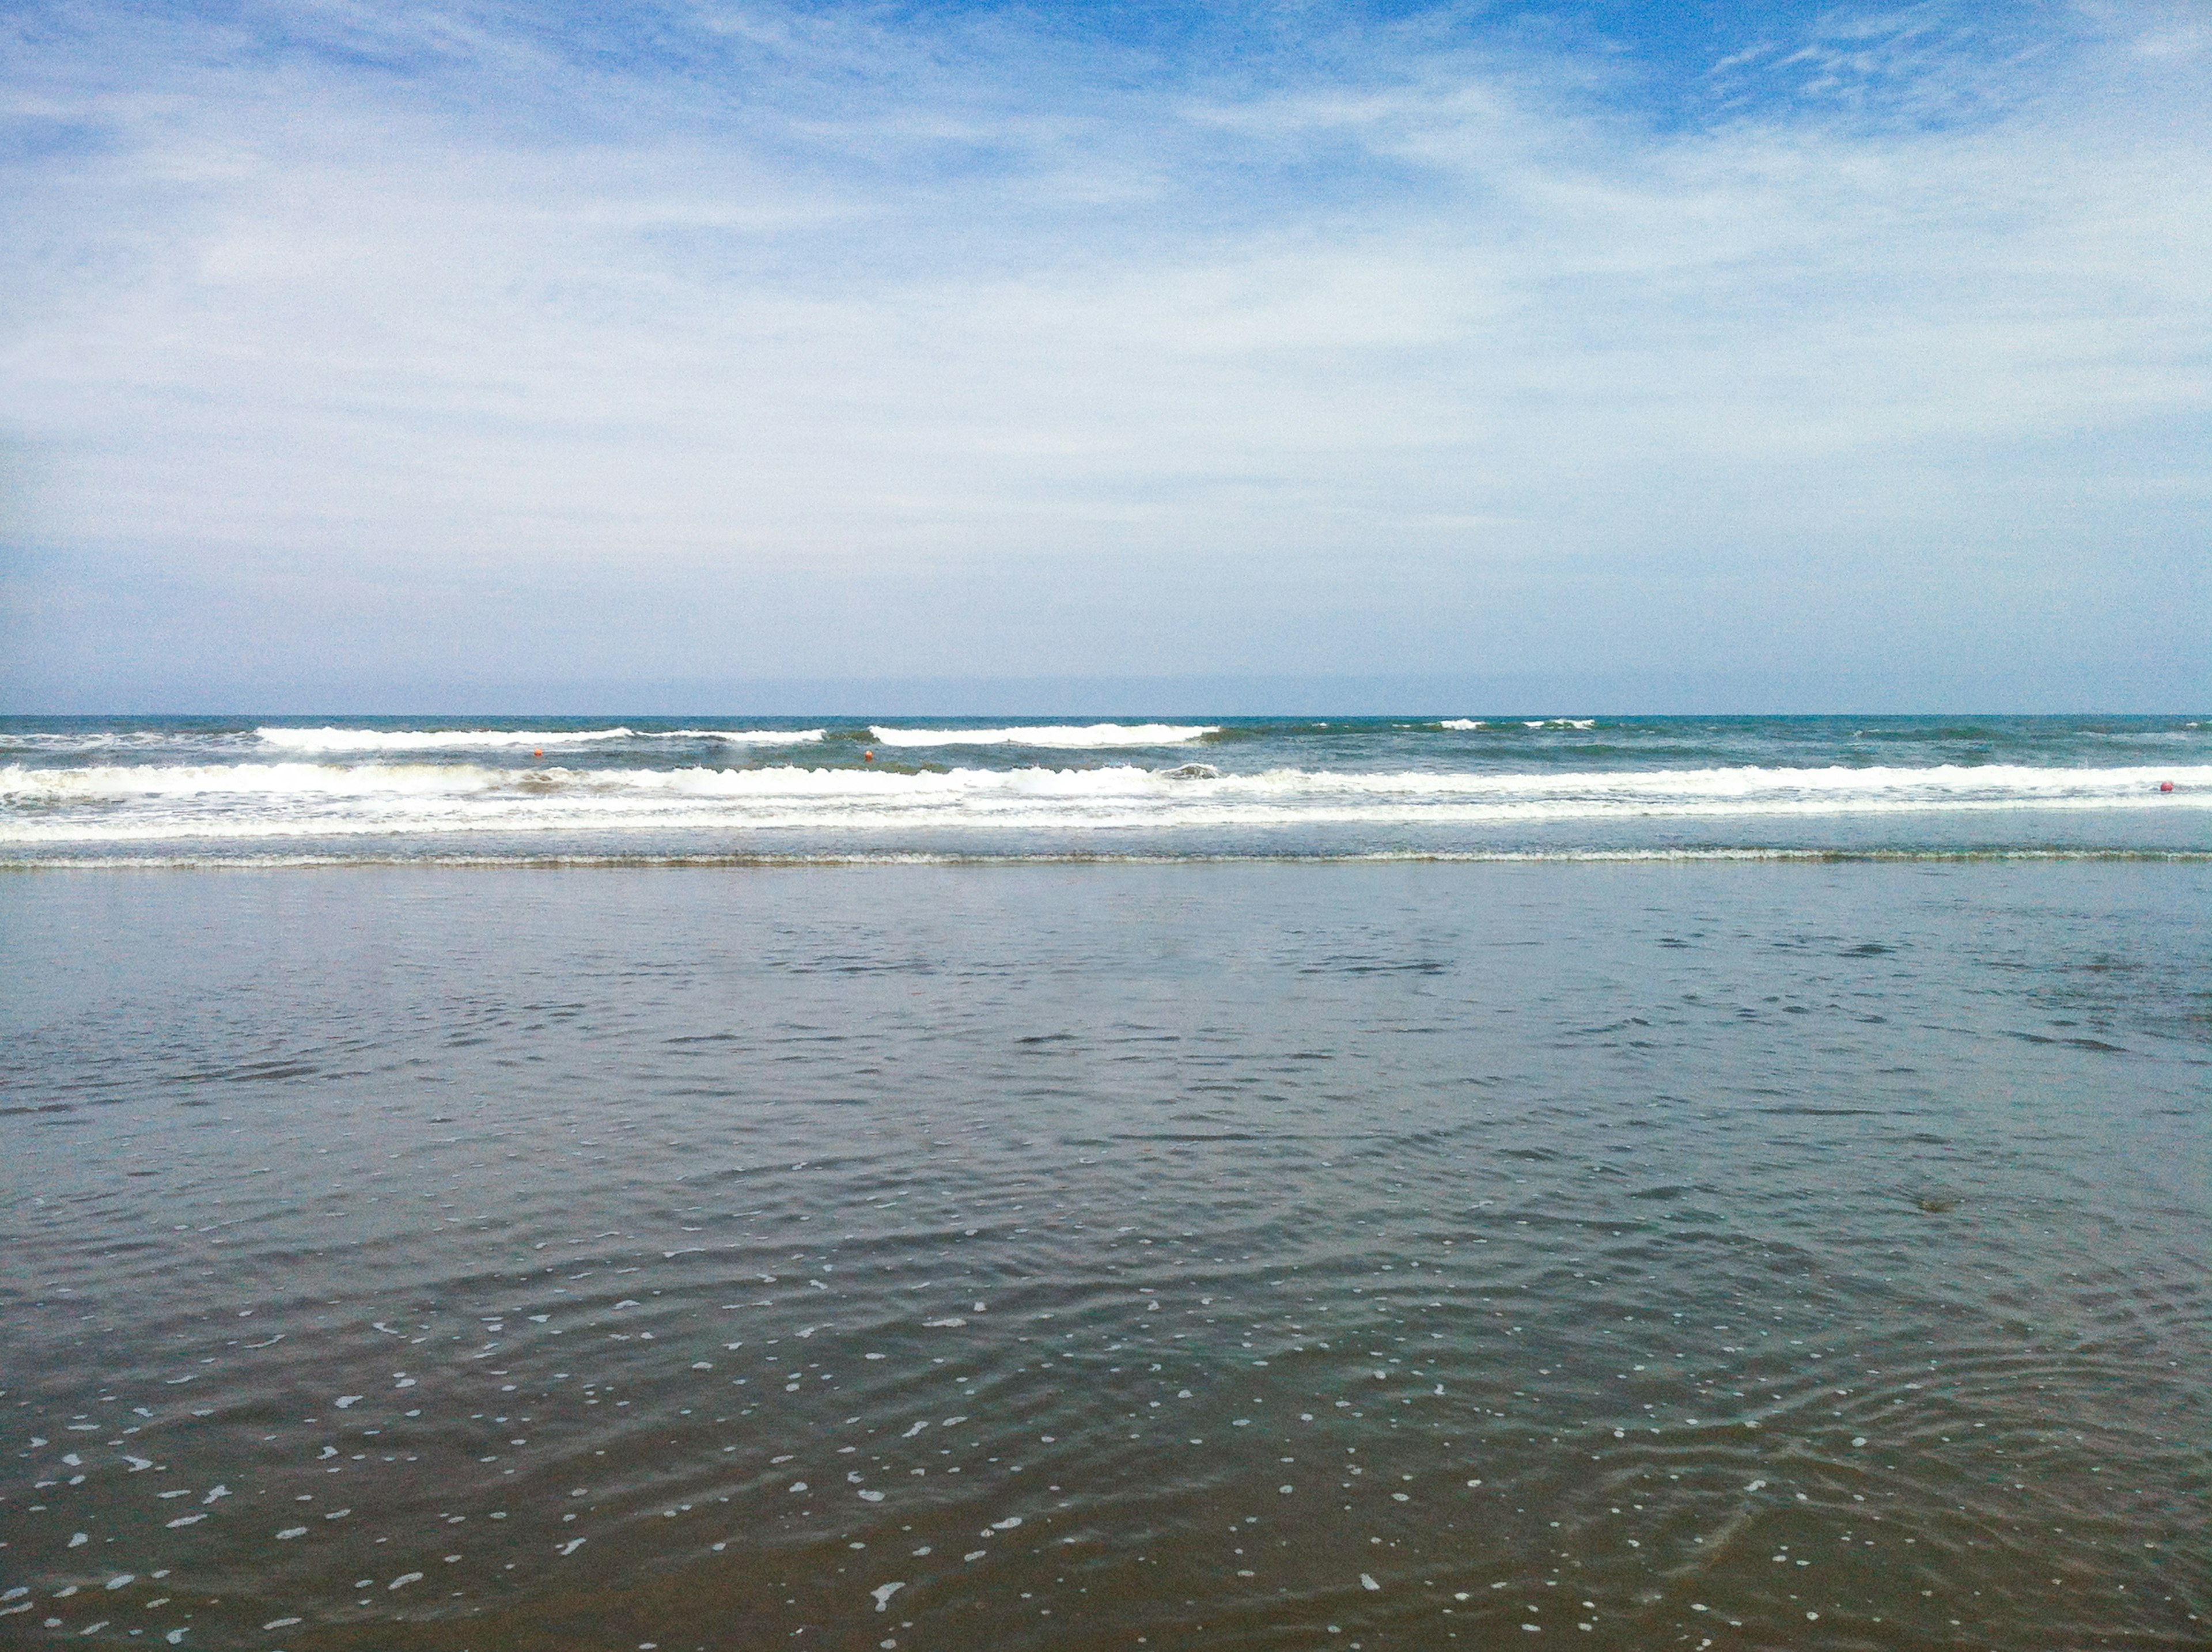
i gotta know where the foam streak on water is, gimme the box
[2,863,2206,1651]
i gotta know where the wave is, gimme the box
[1434,718,1596,731]
[1,760,2202,844]
[865,723,1218,748]
[9,760,2198,803]
[0,730,260,758]
[662,729,824,744]
[254,726,822,752]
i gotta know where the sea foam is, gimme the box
[255,727,821,752]
[1,760,2202,846]
[865,724,1218,748]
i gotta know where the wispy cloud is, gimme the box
[2,1,2206,707]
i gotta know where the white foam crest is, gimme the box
[1226,761,2210,801]
[866,723,1218,748]
[9,759,2206,805]
[2,761,2202,844]
[5,788,2205,845]
[259,726,639,751]
[0,761,1176,803]
[255,726,821,752]
[1435,718,1594,732]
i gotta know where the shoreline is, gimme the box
[7,843,2212,872]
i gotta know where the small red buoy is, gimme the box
[2160,780,2175,793]
[863,750,875,762]
[535,749,544,758]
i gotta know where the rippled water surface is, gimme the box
[3,863,2207,1651]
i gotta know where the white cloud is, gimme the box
[2,1,2206,705]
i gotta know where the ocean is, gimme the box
[1,714,2206,1650]
[1,713,2206,865]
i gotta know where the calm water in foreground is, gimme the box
[2,862,2206,1651]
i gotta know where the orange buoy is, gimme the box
[863,750,875,762]
[2160,780,2175,793]
[534,749,544,758]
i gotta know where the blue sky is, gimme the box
[2,0,2206,711]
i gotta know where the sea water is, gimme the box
[1,713,2205,862]
[1,716,2206,1650]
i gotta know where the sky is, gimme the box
[1,0,2206,713]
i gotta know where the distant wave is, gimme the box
[866,724,1218,748]
[660,729,824,744]
[2,761,2202,845]
[0,730,264,758]
[1435,718,1595,731]
[255,726,823,752]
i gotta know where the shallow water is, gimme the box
[2,862,2207,1650]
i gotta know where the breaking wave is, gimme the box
[1435,718,1597,732]
[255,726,822,752]
[1,761,2201,846]
[865,724,1218,748]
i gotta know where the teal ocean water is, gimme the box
[2,713,2205,863]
